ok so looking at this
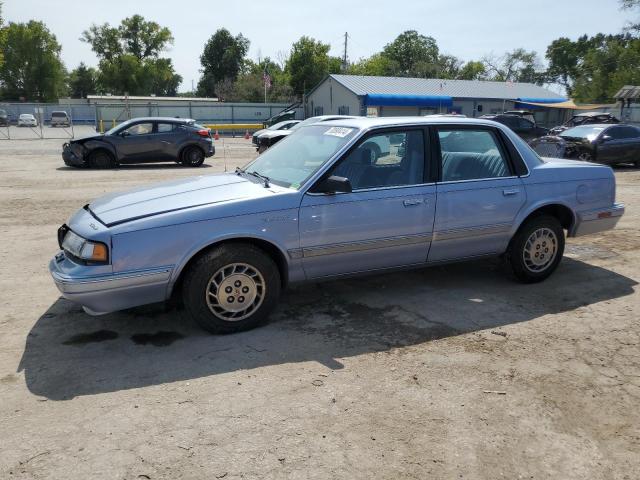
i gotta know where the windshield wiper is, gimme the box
[237,167,270,187]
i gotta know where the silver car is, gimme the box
[50,117,624,334]
[18,114,38,127]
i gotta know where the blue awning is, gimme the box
[364,93,453,108]
[514,97,568,110]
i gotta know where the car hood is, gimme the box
[88,173,275,227]
[260,129,292,139]
[72,133,106,143]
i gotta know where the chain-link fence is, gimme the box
[0,101,304,140]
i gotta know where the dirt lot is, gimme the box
[0,130,639,479]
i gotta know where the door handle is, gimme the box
[503,189,520,196]
[403,198,424,207]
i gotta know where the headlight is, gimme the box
[61,229,109,263]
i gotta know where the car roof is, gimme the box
[314,116,504,130]
[125,117,196,123]
[574,112,613,117]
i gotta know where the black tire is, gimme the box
[88,150,116,169]
[507,215,565,283]
[182,243,281,334]
[181,146,205,167]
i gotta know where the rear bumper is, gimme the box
[49,252,172,315]
[573,203,625,237]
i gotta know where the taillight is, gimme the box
[196,129,211,137]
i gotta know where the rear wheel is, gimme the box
[181,146,205,167]
[88,150,115,169]
[182,243,281,334]
[507,215,565,283]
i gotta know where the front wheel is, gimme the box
[182,243,281,334]
[88,150,116,169]
[507,215,565,283]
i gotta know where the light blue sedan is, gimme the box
[50,117,624,333]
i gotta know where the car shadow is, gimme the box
[18,257,637,400]
[56,163,212,172]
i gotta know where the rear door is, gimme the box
[429,126,526,262]
[155,122,183,160]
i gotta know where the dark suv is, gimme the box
[480,114,548,141]
[62,117,215,168]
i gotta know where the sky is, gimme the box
[3,0,635,93]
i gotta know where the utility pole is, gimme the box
[342,32,349,72]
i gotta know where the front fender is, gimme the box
[83,139,117,159]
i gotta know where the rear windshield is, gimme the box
[52,112,67,117]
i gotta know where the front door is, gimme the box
[115,121,159,163]
[299,128,436,279]
[597,125,640,165]
[429,127,526,262]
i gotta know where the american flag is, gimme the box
[263,71,271,89]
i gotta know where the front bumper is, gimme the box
[49,252,172,315]
[573,203,625,237]
[62,143,86,167]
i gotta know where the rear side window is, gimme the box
[438,129,511,182]
[157,123,176,133]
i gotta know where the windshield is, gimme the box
[243,124,357,189]
[560,125,605,140]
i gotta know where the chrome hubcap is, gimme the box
[205,263,265,321]
[523,227,558,272]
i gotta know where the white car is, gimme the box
[18,114,38,127]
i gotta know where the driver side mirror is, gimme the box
[600,134,612,143]
[312,175,352,194]
[120,130,130,137]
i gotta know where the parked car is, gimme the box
[530,123,640,166]
[50,117,624,334]
[504,110,536,124]
[50,110,71,127]
[256,115,355,153]
[548,112,619,136]
[62,117,214,168]
[480,114,548,141]
[18,113,38,127]
[252,120,300,146]
[0,109,9,127]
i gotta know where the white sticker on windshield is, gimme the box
[324,127,353,138]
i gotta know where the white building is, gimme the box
[305,74,567,126]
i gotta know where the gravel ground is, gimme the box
[0,132,639,479]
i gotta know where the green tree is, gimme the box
[0,20,67,101]
[197,28,250,97]
[286,36,334,96]
[457,60,486,80]
[82,15,181,96]
[348,53,395,76]
[68,62,97,98]
[381,30,439,77]
[483,49,543,83]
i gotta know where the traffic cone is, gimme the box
[244,130,250,140]
[214,129,219,140]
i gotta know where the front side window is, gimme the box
[124,122,153,135]
[438,129,510,182]
[607,126,640,140]
[331,130,425,190]
[244,124,357,189]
